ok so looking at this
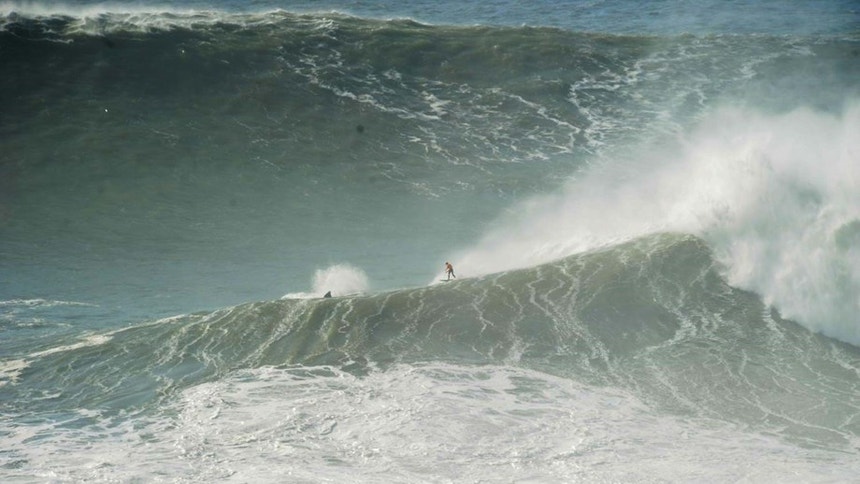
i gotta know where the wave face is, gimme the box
[2,4,860,482]
[2,234,860,480]
[5,235,860,450]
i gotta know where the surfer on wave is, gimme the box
[445,262,456,281]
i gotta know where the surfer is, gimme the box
[444,262,456,281]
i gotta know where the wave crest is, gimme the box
[454,102,860,345]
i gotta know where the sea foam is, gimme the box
[454,101,860,345]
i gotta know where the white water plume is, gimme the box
[284,263,370,299]
[455,101,860,345]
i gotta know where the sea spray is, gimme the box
[697,103,860,344]
[453,102,860,344]
[312,263,370,296]
[283,263,370,299]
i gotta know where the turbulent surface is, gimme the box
[2,2,860,482]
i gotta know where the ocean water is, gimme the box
[2,0,860,481]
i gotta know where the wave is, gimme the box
[453,102,860,346]
[1,8,858,450]
[3,6,856,227]
[2,7,855,182]
[3,1,859,37]
[4,232,859,449]
[2,7,854,163]
[0,8,640,194]
[0,5,283,36]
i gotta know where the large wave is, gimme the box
[453,102,860,345]
[5,232,860,451]
[3,5,860,482]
